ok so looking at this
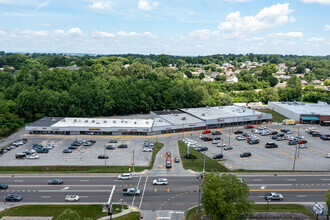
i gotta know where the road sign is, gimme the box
[313,202,324,215]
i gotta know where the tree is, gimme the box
[199,72,205,80]
[220,93,232,106]
[202,174,254,220]
[326,189,330,217]
[324,79,330,86]
[260,88,279,103]
[295,64,306,74]
[56,209,80,220]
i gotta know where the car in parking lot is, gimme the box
[325,153,330,158]
[312,132,322,137]
[5,194,22,202]
[65,194,79,202]
[234,130,243,134]
[153,178,168,185]
[203,137,213,141]
[71,141,81,146]
[27,154,39,159]
[44,144,54,150]
[217,143,226,147]
[143,147,153,152]
[197,147,208,152]
[63,149,72,153]
[36,148,49,153]
[258,126,266,130]
[265,142,278,148]
[270,131,278,135]
[48,179,63,185]
[224,145,233,150]
[109,139,118,143]
[240,152,252,158]
[299,144,308,149]
[0,183,8,189]
[248,139,259,145]
[288,141,297,145]
[106,145,116,150]
[118,173,132,180]
[83,142,93,146]
[236,135,247,140]
[245,125,254,129]
[276,137,284,141]
[297,139,307,144]
[68,146,78,150]
[251,129,259,134]
[213,137,221,140]
[296,135,304,139]
[321,135,330,140]
[213,153,223,160]
[118,144,128,148]
[174,157,180,163]
[98,155,109,159]
[265,192,283,201]
[212,140,221,144]
[23,149,36,155]
[212,131,222,135]
[202,130,211,134]
[272,135,278,140]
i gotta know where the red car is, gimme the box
[245,125,254,129]
[298,140,307,144]
[204,137,213,141]
[202,130,211,134]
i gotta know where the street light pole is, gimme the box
[266,199,271,220]
[292,146,298,171]
[132,150,135,173]
[104,144,106,170]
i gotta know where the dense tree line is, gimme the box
[0,52,329,138]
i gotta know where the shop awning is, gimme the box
[301,116,320,121]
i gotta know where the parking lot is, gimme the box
[0,135,153,166]
[186,123,330,171]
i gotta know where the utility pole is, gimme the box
[132,150,135,172]
[292,146,298,171]
[228,128,231,146]
[121,180,124,210]
[104,144,106,170]
[203,151,206,174]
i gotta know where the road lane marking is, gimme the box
[38,190,113,192]
[132,176,142,206]
[8,185,116,187]
[157,217,170,219]
[41,196,51,198]
[286,179,296,181]
[80,180,90,182]
[155,187,157,193]
[79,196,89,198]
[14,180,23,182]
[107,185,116,204]
[139,176,148,209]
[297,195,308,197]
[252,179,262,181]
[321,179,330,181]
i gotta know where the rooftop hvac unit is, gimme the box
[85,120,88,123]
[51,118,56,121]
[61,119,66,122]
[201,113,205,116]
[113,120,116,123]
[181,117,186,120]
[96,122,100,124]
[125,121,128,123]
[134,122,137,124]
[252,111,255,115]
[74,119,77,122]
[146,121,149,124]
[92,120,95,123]
[104,121,107,123]
[159,119,163,122]
[206,106,210,108]
[173,114,178,116]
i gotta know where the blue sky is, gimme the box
[0,0,329,55]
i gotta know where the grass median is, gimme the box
[186,204,315,220]
[0,142,163,173]
[114,212,140,220]
[178,141,228,172]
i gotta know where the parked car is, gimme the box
[86,140,96,143]
[118,144,128,148]
[251,129,259,134]
[197,147,208,152]
[272,135,278,140]
[212,140,221,144]
[0,183,8,189]
[298,140,307,144]
[213,137,221,140]
[248,139,259,145]
[277,133,285,137]
[276,137,284,141]
[203,137,213,141]
[312,132,322,137]
[270,131,278,135]
[71,141,81,146]
[23,149,36,155]
[264,192,283,201]
[48,179,63,185]
[65,194,79,202]
[83,142,93,146]
[299,144,308,149]
[5,194,22,202]
[265,142,278,148]
[153,178,168,185]
[98,155,109,159]
[234,130,243,134]
[109,140,118,143]
[217,143,226,147]
[212,131,222,135]
[68,146,78,150]
[321,135,330,140]
[202,130,211,134]
[245,125,254,129]
[224,145,233,150]
[288,141,297,145]
[143,147,153,152]
[44,144,54,149]
[27,154,39,159]
[118,173,132,180]
[212,153,223,160]
[36,148,49,153]
[240,152,252,158]
[281,128,290,133]
[63,149,72,153]
[258,126,266,130]
[236,135,247,141]
[296,135,304,139]
[174,157,180,163]
[106,145,116,150]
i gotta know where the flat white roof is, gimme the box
[270,102,330,115]
[51,118,153,128]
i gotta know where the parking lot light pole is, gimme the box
[292,146,298,171]
[104,144,106,170]
[132,150,135,173]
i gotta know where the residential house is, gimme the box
[225,75,238,83]
[295,74,304,78]
[49,65,80,71]
[275,83,287,88]
[301,80,308,85]
[234,70,241,75]
[310,80,323,85]
[202,77,214,83]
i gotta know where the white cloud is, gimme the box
[300,0,330,5]
[35,1,48,10]
[225,0,253,2]
[89,2,111,10]
[188,29,219,39]
[307,37,324,42]
[188,11,195,16]
[325,25,330,31]
[0,29,6,35]
[53,29,65,35]
[268,32,303,38]
[218,3,295,32]
[68,28,82,35]
[114,31,156,38]
[92,31,114,38]
[18,30,48,36]
[138,0,159,11]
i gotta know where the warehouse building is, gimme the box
[26,105,272,135]
[268,101,330,125]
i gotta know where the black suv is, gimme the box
[240,152,252,157]
[265,142,278,148]
[213,153,223,159]
[98,155,109,159]
[118,144,128,148]
[234,130,243,134]
[197,147,208,152]
[212,131,222,135]
[5,194,22,202]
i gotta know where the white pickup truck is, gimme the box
[65,195,79,201]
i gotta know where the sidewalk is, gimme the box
[98,205,142,220]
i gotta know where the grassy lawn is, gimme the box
[186,204,315,220]
[0,204,127,219]
[0,142,163,173]
[257,109,287,123]
[114,212,140,220]
[178,141,228,172]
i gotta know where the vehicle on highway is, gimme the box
[212,131,222,135]
[217,143,226,147]
[224,145,233,150]
[65,195,79,202]
[236,135,247,140]
[265,142,278,148]
[245,125,254,129]
[123,188,140,196]
[118,144,128,148]
[202,130,211,134]
[5,194,22,202]
[106,145,116,150]
[197,147,208,152]
[143,147,153,152]
[288,141,297,145]
[264,192,283,201]
[36,148,49,153]
[325,153,330,158]
[299,144,308,149]
[248,139,259,145]
[153,178,168,185]
[234,130,243,134]
[98,155,109,159]
[27,154,39,159]
[213,153,223,160]
[174,157,180,163]
[240,152,252,158]
[68,146,78,150]
[109,139,118,143]
[0,183,8,189]
[118,173,132,180]
[48,179,63,185]
[63,149,72,153]
[297,139,307,144]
